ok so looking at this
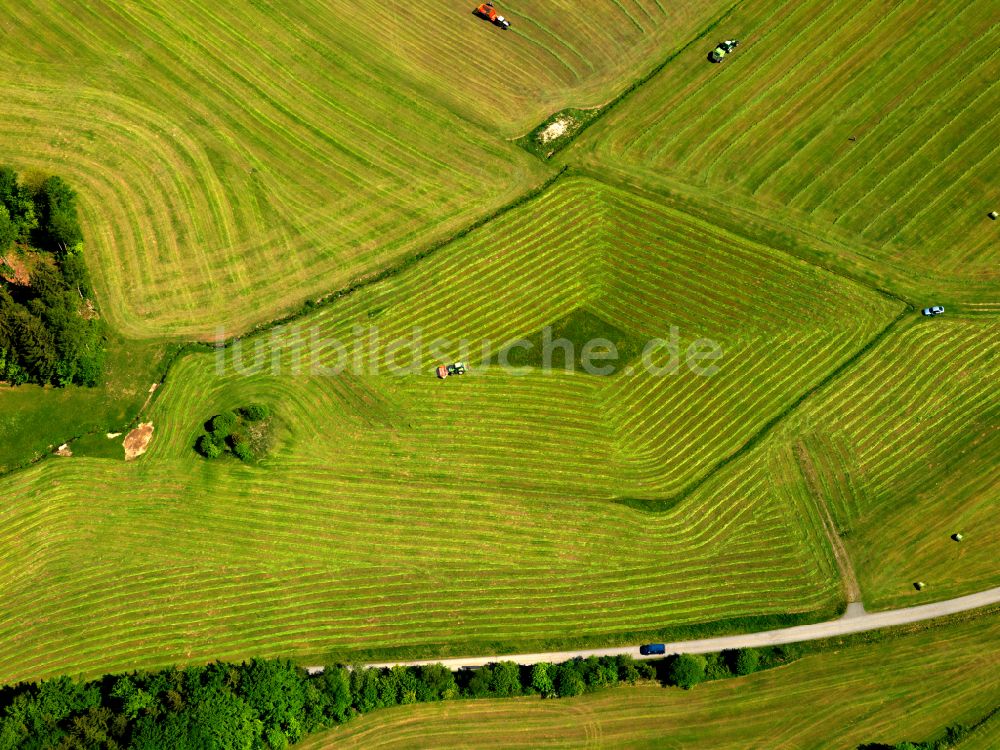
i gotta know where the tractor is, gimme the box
[710,39,740,63]
[473,2,510,30]
[436,362,467,379]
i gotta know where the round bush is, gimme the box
[196,434,222,459]
[210,411,238,437]
[555,668,584,698]
[734,648,760,676]
[232,441,253,462]
[666,654,707,689]
[241,403,270,422]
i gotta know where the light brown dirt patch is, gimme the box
[123,422,154,461]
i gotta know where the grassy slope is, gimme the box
[278,0,734,137]
[298,613,1000,750]
[777,317,1000,609]
[560,0,1000,614]
[0,0,731,339]
[0,0,732,466]
[0,176,916,683]
[0,335,171,473]
[572,0,1000,299]
[0,0,995,711]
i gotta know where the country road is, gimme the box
[306,587,1000,674]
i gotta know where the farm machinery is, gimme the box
[710,39,740,62]
[473,2,510,30]
[437,362,467,379]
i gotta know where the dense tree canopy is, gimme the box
[0,166,104,387]
[0,655,656,749]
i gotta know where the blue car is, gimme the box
[639,643,666,655]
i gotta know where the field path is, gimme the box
[307,587,1000,672]
[793,440,862,604]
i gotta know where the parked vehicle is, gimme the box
[639,643,666,655]
[922,305,945,316]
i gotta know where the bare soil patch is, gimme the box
[123,422,154,461]
[539,116,574,144]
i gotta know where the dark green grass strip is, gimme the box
[516,0,747,161]
[615,306,913,513]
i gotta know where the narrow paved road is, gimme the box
[306,586,1000,673]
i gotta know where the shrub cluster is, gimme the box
[0,655,653,749]
[657,646,788,690]
[0,167,105,386]
[195,405,271,462]
[859,707,1000,750]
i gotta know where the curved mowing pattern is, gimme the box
[0,0,733,338]
[0,177,905,683]
[580,0,1000,282]
[297,616,1000,749]
[775,319,1000,609]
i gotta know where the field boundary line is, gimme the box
[200,165,571,349]
[793,441,862,605]
[573,165,920,306]
[516,0,748,161]
[618,307,912,512]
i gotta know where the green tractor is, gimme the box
[710,39,740,63]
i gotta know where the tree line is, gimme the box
[0,166,105,386]
[0,654,662,749]
[0,643,794,749]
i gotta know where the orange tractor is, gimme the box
[473,2,510,30]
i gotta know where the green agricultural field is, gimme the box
[574,0,1000,300]
[298,613,1000,749]
[0,0,731,339]
[777,317,1000,608]
[2,175,906,683]
[0,0,997,737]
[0,335,173,473]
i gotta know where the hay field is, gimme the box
[298,613,1000,750]
[777,317,1000,608]
[0,176,920,682]
[0,0,728,339]
[1,0,997,702]
[576,0,1000,294]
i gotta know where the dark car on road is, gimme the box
[639,643,666,655]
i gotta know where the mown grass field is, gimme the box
[574,0,1000,298]
[1,176,907,683]
[0,0,997,713]
[298,612,1000,749]
[778,317,1000,609]
[0,0,732,339]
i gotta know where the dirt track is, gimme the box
[306,586,1000,673]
